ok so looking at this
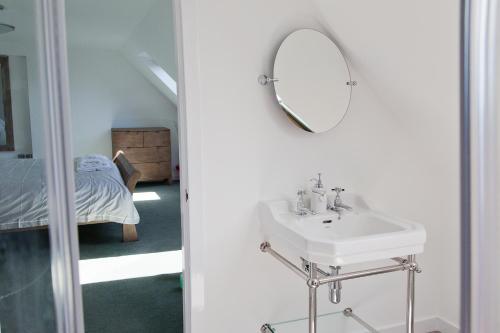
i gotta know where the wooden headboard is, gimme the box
[113,151,141,193]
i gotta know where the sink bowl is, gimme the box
[259,195,426,266]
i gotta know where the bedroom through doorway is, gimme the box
[0,1,184,332]
[66,1,184,332]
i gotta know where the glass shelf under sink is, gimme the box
[262,308,378,333]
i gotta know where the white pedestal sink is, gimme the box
[259,194,426,266]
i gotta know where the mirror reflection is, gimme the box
[0,1,54,332]
[0,56,12,149]
[273,29,352,133]
[0,54,32,155]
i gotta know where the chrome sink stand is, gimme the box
[259,242,422,333]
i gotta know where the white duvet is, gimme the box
[0,158,140,230]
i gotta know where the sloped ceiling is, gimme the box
[0,0,178,105]
[65,0,178,105]
[65,0,157,49]
[120,0,178,105]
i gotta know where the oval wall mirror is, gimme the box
[272,29,353,133]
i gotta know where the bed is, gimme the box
[0,152,141,242]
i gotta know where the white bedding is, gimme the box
[0,158,140,231]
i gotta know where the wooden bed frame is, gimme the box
[0,152,142,242]
[113,151,141,242]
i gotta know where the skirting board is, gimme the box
[378,317,459,333]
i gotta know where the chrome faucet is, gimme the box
[329,187,353,213]
[310,173,324,193]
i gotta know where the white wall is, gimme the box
[309,0,460,326]
[178,0,459,331]
[67,47,180,177]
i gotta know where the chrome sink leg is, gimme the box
[307,263,319,333]
[406,254,416,333]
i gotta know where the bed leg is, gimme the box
[123,224,138,242]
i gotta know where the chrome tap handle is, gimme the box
[332,187,345,194]
[332,187,346,207]
[329,187,352,215]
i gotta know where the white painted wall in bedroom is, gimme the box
[67,47,180,178]
[178,0,459,331]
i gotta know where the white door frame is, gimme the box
[465,0,500,331]
[37,0,85,332]
[463,0,500,331]
[173,1,205,332]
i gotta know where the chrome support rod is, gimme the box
[308,263,318,333]
[406,254,416,333]
[343,308,378,333]
[318,263,408,285]
[260,242,308,280]
[260,243,420,332]
[316,267,330,277]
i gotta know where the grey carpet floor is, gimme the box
[0,182,183,333]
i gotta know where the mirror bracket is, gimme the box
[259,74,357,88]
[258,74,279,86]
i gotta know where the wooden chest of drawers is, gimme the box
[112,127,171,183]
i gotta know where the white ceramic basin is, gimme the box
[259,195,426,266]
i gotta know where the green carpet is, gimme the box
[0,231,55,333]
[0,182,183,333]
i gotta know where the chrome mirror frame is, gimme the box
[259,29,357,133]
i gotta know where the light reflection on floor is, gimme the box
[79,250,182,285]
[132,192,161,202]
